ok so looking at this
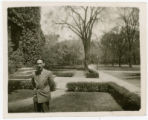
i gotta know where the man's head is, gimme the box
[36,59,45,72]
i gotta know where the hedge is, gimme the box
[66,82,140,110]
[53,72,74,77]
[8,79,56,93]
[108,82,140,110]
[85,69,99,78]
[67,82,108,92]
[8,80,33,93]
[50,65,84,70]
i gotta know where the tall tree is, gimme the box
[100,27,127,67]
[118,8,139,67]
[100,32,117,66]
[58,6,104,71]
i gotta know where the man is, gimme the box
[32,59,56,112]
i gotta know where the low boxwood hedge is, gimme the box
[53,72,74,77]
[85,69,99,78]
[66,82,140,110]
[67,82,108,92]
[8,80,33,93]
[108,82,140,110]
[8,79,56,93]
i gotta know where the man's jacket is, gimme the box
[32,69,56,103]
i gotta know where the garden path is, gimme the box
[89,64,140,95]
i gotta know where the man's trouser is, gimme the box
[33,95,50,112]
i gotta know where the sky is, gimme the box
[40,6,120,41]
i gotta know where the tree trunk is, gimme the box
[83,40,90,71]
[84,53,89,71]
[118,56,121,67]
[133,52,136,65]
[112,58,114,67]
[128,45,132,68]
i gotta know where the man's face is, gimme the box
[36,60,44,71]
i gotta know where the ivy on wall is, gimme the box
[8,7,45,73]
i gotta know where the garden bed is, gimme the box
[67,82,140,111]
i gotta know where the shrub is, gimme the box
[53,72,74,77]
[8,80,33,93]
[66,82,140,110]
[85,70,99,78]
[67,82,109,92]
[108,82,140,110]
[8,79,56,93]
[8,49,24,74]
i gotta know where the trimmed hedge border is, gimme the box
[85,69,99,78]
[8,80,33,93]
[8,79,56,93]
[66,82,140,111]
[53,72,74,77]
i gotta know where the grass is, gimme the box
[8,89,34,102]
[97,64,140,71]
[9,92,123,113]
[105,71,140,87]
[50,92,123,112]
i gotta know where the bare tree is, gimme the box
[118,8,139,67]
[100,26,128,67]
[57,6,104,71]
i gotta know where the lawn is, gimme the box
[8,92,123,113]
[50,92,123,112]
[105,71,140,87]
[97,64,140,71]
[8,89,34,102]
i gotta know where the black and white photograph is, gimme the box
[2,1,147,118]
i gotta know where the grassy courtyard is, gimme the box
[49,92,123,112]
[9,92,123,113]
